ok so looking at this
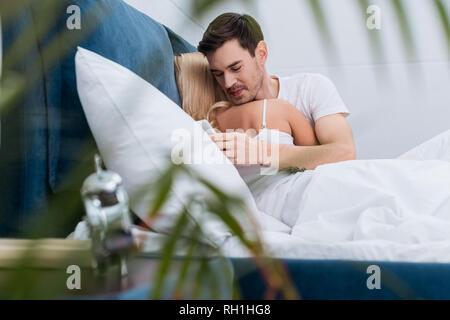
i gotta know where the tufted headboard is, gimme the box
[0,0,196,237]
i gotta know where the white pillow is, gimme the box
[75,47,289,247]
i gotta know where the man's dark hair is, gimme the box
[198,13,264,57]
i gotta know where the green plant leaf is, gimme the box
[0,0,34,25]
[151,205,191,300]
[433,0,450,54]
[190,0,252,18]
[357,0,386,64]
[390,0,416,59]
[304,0,339,63]
[171,229,200,299]
[3,0,65,72]
[192,256,210,299]
[148,164,177,219]
[0,72,26,116]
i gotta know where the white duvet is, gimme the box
[221,129,450,262]
[71,129,450,262]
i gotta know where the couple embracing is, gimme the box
[175,13,450,236]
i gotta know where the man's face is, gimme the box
[207,39,264,105]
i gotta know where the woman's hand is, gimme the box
[209,132,278,167]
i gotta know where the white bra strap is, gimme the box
[261,99,267,129]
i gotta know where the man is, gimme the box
[197,13,357,171]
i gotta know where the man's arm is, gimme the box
[278,113,357,171]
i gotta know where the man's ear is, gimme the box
[255,41,268,65]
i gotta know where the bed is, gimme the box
[3,0,450,299]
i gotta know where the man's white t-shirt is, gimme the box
[275,73,350,129]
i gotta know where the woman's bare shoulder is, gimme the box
[267,98,295,107]
[214,107,229,131]
[266,99,297,116]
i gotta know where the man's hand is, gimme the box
[209,132,277,166]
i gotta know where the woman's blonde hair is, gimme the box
[174,52,230,128]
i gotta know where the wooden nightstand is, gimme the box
[0,239,234,299]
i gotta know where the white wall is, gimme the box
[125,0,450,159]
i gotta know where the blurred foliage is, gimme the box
[434,0,450,52]
[305,0,337,61]
[304,0,450,61]
[2,0,450,300]
[191,0,253,17]
[391,0,416,59]
[0,72,26,116]
[0,0,108,119]
[357,0,386,64]
[0,0,298,300]
[143,162,299,300]
[188,0,450,65]
[0,153,300,299]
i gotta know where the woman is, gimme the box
[175,52,450,245]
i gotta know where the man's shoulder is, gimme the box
[278,73,335,100]
[280,73,340,100]
[279,72,331,84]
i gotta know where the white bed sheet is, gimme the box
[220,231,450,263]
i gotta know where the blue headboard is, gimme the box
[0,0,196,237]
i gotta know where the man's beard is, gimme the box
[228,68,264,105]
[227,85,249,105]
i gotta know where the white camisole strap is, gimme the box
[261,99,267,129]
